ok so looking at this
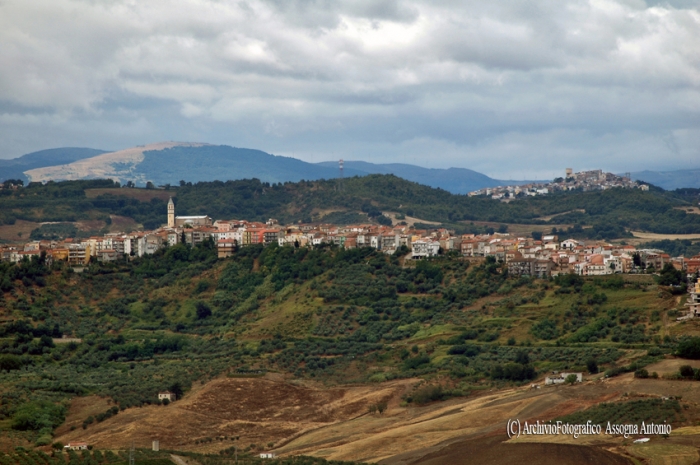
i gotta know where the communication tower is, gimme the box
[339,159,344,192]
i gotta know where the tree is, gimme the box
[586,358,598,374]
[679,365,695,378]
[677,337,700,359]
[632,253,642,268]
[169,382,184,399]
[515,351,529,365]
[195,301,212,319]
[565,374,578,384]
[376,402,387,415]
[658,263,683,286]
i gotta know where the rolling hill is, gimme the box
[13,143,510,194]
[315,160,526,194]
[630,168,700,190]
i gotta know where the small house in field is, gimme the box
[158,391,176,402]
[259,453,276,459]
[545,372,583,385]
[64,443,88,451]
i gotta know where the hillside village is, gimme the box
[1,196,699,283]
[468,168,648,199]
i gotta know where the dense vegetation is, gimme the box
[0,235,686,449]
[2,176,700,239]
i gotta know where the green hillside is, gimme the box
[0,241,688,445]
[2,176,700,238]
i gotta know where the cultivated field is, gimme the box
[53,359,700,464]
[0,220,40,242]
[630,231,700,241]
[55,376,417,454]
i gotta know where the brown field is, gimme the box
[108,215,141,233]
[630,231,700,241]
[49,358,700,463]
[382,435,632,465]
[55,376,417,453]
[0,220,40,242]
[86,188,174,202]
[0,215,140,243]
[383,212,441,227]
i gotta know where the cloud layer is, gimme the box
[1,0,699,178]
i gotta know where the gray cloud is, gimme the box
[0,0,699,178]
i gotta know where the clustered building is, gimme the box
[469,169,648,200]
[2,198,699,284]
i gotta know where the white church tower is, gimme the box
[167,197,175,228]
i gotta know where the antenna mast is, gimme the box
[339,159,344,192]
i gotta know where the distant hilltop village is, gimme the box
[469,169,648,199]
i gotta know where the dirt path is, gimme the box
[171,454,197,465]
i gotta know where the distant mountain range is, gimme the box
[0,148,107,182]
[6,142,525,194]
[2,142,698,193]
[629,169,700,191]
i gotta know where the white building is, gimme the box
[158,391,176,402]
[412,239,440,259]
[545,372,583,385]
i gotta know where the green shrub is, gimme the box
[11,401,66,431]
[677,337,700,359]
[411,385,444,405]
[679,365,695,378]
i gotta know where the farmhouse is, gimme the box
[545,372,583,385]
[158,391,176,402]
[64,443,88,451]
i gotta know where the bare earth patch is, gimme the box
[52,371,700,463]
[630,231,700,240]
[0,220,40,242]
[55,377,414,454]
[25,142,208,184]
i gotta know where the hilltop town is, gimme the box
[468,168,648,200]
[2,196,698,283]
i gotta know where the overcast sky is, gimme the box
[1,0,699,179]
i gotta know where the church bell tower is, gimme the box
[167,197,175,228]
